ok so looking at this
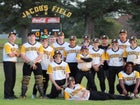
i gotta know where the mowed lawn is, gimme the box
[0,63,140,105]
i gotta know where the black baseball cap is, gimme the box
[69,36,76,40]
[101,35,109,39]
[92,38,99,43]
[119,29,127,34]
[57,32,64,36]
[27,32,35,37]
[8,32,16,37]
[112,39,118,43]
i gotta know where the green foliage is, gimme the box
[94,17,122,39]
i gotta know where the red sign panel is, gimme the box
[32,17,60,23]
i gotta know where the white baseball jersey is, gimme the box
[76,53,92,71]
[47,61,70,80]
[3,42,19,62]
[125,46,140,64]
[52,41,69,58]
[89,48,106,65]
[118,39,130,49]
[21,41,43,61]
[106,48,125,66]
[41,46,54,70]
[64,84,90,100]
[118,70,140,86]
[65,45,80,63]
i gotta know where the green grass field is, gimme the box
[0,63,140,105]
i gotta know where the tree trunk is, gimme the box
[84,16,95,38]
[20,26,30,44]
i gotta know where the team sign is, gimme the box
[22,4,72,18]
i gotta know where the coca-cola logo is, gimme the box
[47,18,60,23]
[32,18,46,23]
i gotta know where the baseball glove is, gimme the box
[81,57,92,62]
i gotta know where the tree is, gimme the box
[0,0,64,43]
[66,0,140,38]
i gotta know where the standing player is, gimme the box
[118,29,130,49]
[125,36,140,72]
[52,32,69,60]
[75,46,97,91]
[81,35,92,49]
[98,35,110,81]
[20,32,44,98]
[106,39,126,94]
[32,34,54,98]
[65,36,80,78]
[3,32,20,99]
[49,34,57,46]
[89,38,106,92]
[47,50,70,98]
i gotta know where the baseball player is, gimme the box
[51,32,69,60]
[118,29,130,49]
[3,32,20,99]
[20,32,44,99]
[32,34,54,98]
[47,50,70,98]
[116,62,140,98]
[65,35,81,78]
[98,35,111,81]
[75,45,97,91]
[89,38,106,92]
[125,36,140,72]
[64,76,132,101]
[106,39,126,94]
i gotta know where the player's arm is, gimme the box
[118,73,128,95]
[49,74,62,90]
[133,72,140,94]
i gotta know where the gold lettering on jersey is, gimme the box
[67,50,79,54]
[71,88,83,96]
[124,77,135,81]
[127,51,140,56]
[44,50,51,55]
[11,48,18,52]
[119,45,128,49]
[91,53,101,57]
[110,54,123,58]
[54,47,64,51]
[53,66,65,71]
[26,47,38,51]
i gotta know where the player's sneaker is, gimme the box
[31,94,36,99]
[135,94,140,99]
[129,93,135,98]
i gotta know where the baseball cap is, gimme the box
[41,34,49,39]
[83,35,89,39]
[69,36,76,40]
[92,38,99,43]
[81,45,88,50]
[111,39,118,43]
[101,35,108,39]
[129,36,137,41]
[57,32,64,36]
[119,29,127,34]
[8,32,16,37]
[27,32,35,37]
[68,77,75,82]
[54,50,61,55]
